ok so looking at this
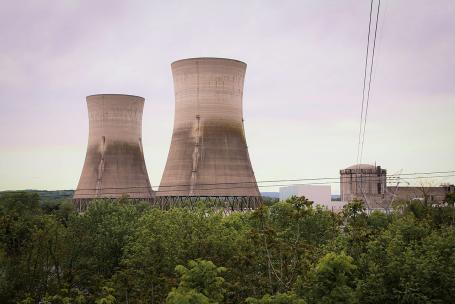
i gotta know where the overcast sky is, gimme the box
[1,0,454,193]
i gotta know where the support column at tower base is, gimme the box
[72,196,263,213]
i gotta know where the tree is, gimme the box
[1,192,454,303]
[300,252,357,304]
[356,215,455,303]
[95,286,116,304]
[166,259,226,304]
[40,288,86,304]
[246,292,306,304]
[342,199,366,223]
[0,192,68,303]
[248,197,338,295]
[446,192,455,226]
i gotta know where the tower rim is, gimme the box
[171,57,246,67]
[86,94,145,101]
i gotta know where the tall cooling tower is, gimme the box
[158,58,261,205]
[74,94,154,209]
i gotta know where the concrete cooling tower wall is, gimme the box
[158,58,261,200]
[73,94,154,208]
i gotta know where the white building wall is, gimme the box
[279,185,332,205]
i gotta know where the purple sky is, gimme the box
[1,0,454,193]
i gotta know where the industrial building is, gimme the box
[73,94,154,210]
[340,164,387,208]
[158,58,261,208]
[279,185,331,205]
[340,164,454,209]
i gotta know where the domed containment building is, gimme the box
[73,94,154,210]
[158,58,261,208]
[340,164,387,208]
[340,163,455,209]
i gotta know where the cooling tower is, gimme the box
[158,58,261,204]
[73,94,154,208]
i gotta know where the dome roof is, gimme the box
[345,164,377,170]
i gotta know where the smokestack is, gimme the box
[158,58,261,201]
[74,94,154,207]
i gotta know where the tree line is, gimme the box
[0,191,454,303]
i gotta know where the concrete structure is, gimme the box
[279,184,331,205]
[340,163,454,209]
[340,164,387,208]
[74,94,154,209]
[389,184,455,204]
[158,58,260,205]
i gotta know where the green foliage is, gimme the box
[356,215,455,303]
[117,207,237,302]
[0,191,40,211]
[246,196,339,295]
[446,192,455,205]
[342,199,367,224]
[246,292,306,304]
[166,259,226,303]
[0,193,454,303]
[95,286,116,304]
[167,289,210,304]
[41,288,86,304]
[304,252,357,304]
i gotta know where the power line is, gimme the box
[73,170,455,191]
[72,174,455,197]
[359,0,381,164]
[72,170,455,193]
[72,170,455,191]
[356,0,375,166]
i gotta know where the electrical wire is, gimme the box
[73,174,455,197]
[72,171,455,196]
[356,0,375,166]
[72,170,455,191]
[359,0,381,164]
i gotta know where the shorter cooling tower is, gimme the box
[73,94,154,209]
[158,58,261,208]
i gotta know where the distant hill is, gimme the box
[0,190,74,201]
[3,190,284,201]
[261,192,280,199]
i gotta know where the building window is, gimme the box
[377,182,381,194]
